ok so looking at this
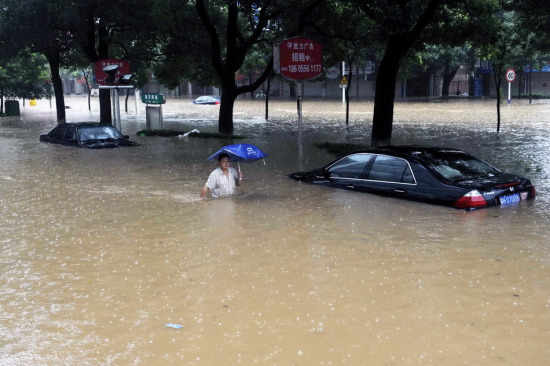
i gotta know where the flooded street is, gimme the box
[1,95,549,365]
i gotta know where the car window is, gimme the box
[327,153,373,178]
[367,155,415,184]
[428,152,500,181]
[54,125,68,140]
[65,125,76,141]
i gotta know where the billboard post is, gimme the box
[506,68,516,104]
[274,37,323,135]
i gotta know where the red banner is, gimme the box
[94,59,131,85]
[278,37,323,81]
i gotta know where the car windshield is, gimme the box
[78,126,123,143]
[426,151,501,181]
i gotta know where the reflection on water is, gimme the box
[1,97,549,365]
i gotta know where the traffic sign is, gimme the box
[506,68,516,82]
[94,59,131,86]
[141,93,166,105]
[276,37,323,81]
[340,75,348,85]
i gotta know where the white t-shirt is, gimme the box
[205,167,239,198]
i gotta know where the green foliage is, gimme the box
[514,0,550,52]
[151,0,219,87]
[0,50,51,100]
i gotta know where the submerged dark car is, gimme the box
[289,146,536,210]
[40,122,139,148]
[192,95,221,105]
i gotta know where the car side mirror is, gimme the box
[124,135,129,139]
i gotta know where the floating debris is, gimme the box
[180,128,200,137]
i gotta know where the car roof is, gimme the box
[56,122,114,127]
[346,145,473,166]
[379,145,466,155]
[352,145,466,157]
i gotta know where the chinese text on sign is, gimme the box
[278,37,323,81]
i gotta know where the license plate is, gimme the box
[499,193,520,205]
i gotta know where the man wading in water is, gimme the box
[199,153,242,199]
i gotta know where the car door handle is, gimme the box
[346,185,355,189]
[394,189,406,194]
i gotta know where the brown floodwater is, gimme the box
[1,96,549,365]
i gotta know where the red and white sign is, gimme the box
[278,37,323,81]
[506,68,516,82]
[94,59,131,85]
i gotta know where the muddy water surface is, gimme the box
[0,96,549,365]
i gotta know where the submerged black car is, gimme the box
[40,122,139,148]
[289,146,536,210]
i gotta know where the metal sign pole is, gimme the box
[297,81,303,137]
[297,81,303,168]
[342,61,345,104]
[114,88,121,131]
[111,89,116,123]
[506,68,516,105]
[135,89,140,120]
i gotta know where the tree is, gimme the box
[349,0,442,145]
[155,0,322,135]
[479,3,517,132]
[420,45,470,98]
[66,0,161,123]
[512,0,550,103]
[300,0,379,124]
[350,0,502,145]
[0,51,51,113]
[194,0,283,135]
[1,0,73,122]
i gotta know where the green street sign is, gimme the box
[141,93,166,104]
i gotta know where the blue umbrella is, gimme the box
[207,143,268,171]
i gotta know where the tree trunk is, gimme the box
[99,89,112,123]
[218,86,237,135]
[441,67,458,99]
[218,99,235,135]
[371,35,403,146]
[195,0,275,136]
[368,0,441,146]
[45,51,66,123]
[97,25,112,124]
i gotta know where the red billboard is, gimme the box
[278,37,323,81]
[94,59,131,85]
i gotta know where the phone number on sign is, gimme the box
[288,64,322,73]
